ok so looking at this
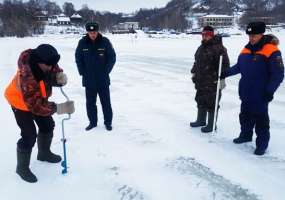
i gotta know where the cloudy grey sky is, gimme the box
[56,0,170,13]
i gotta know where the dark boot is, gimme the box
[201,111,215,133]
[190,108,206,127]
[16,148,37,183]
[37,132,61,163]
[233,136,252,144]
[254,148,266,156]
[85,123,97,131]
[105,125,112,131]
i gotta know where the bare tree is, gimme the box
[44,1,61,16]
[63,2,75,17]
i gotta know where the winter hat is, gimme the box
[34,44,60,66]
[202,26,214,37]
[85,22,99,32]
[246,22,266,35]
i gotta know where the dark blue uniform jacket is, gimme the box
[75,34,116,88]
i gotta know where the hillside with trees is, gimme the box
[1,0,285,37]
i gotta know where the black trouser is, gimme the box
[239,102,270,150]
[195,89,221,111]
[85,86,113,126]
[12,107,55,151]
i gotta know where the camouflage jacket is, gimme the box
[18,49,62,116]
[191,35,230,90]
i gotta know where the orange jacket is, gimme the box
[4,49,61,116]
[5,71,47,111]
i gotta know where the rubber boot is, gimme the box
[201,111,215,133]
[190,108,207,127]
[37,132,61,163]
[16,148,37,183]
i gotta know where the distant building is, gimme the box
[113,22,139,31]
[49,14,71,26]
[112,22,139,34]
[199,15,234,28]
[70,13,83,25]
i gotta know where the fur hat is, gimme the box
[246,22,266,35]
[85,22,99,32]
[34,44,60,65]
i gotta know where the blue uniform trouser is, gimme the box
[239,102,270,150]
[85,86,113,126]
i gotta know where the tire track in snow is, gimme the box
[166,157,260,200]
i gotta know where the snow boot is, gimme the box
[16,148,37,183]
[254,148,266,156]
[233,136,252,144]
[37,132,61,163]
[190,108,206,127]
[201,111,215,133]
[85,123,97,131]
[105,125,112,131]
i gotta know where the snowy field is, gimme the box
[0,31,285,200]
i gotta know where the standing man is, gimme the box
[190,26,230,133]
[5,44,75,183]
[221,22,284,155]
[75,22,116,131]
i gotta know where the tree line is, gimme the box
[0,0,123,37]
[1,0,285,37]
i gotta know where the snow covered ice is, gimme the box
[0,31,285,200]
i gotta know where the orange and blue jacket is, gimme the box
[222,35,284,108]
[4,49,62,116]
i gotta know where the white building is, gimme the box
[199,15,234,28]
[70,13,83,25]
[49,14,71,26]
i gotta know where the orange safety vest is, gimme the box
[4,71,47,111]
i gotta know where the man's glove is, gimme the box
[263,92,274,102]
[56,72,67,86]
[56,101,75,115]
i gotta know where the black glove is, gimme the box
[263,92,274,102]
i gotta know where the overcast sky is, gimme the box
[55,0,170,13]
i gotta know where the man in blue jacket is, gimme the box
[75,22,116,131]
[221,22,284,155]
